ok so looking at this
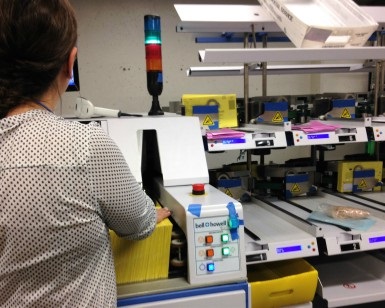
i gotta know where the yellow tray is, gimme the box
[248,259,318,308]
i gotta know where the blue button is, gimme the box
[207,263,215,272]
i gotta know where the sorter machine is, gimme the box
[90,114,249,307]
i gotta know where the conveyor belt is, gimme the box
[282,197,352,232]
[349,192,385,206]
[327,191,385,221]
[251,192,385,256]
[242,202,319,264]
[316,190,385,224]
[355,191,385,205]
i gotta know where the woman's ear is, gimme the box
[66,47,78,78]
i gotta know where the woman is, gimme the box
[0,0,170,306]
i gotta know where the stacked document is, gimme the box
[291,120,341,133]
[110,208,173,284]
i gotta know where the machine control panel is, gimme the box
[158,183,246,285]
[193,215,241,276]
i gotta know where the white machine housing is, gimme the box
[103,114,208,186]
[158,183,247,285]
[243,203,319,263]
[87,114,247,285]
[254,191,385,256]
[370,117,385,141]
[290,119,370,146]
[206,123,289,152]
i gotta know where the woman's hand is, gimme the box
[156,207,172,223]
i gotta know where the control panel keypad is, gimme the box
[193,216,241,275]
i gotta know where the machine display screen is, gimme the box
[369,236,385,243]
[307,133,329,140]
[222,138,246,144]
[276,245,302,254]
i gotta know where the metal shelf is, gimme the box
[188,63,374,77]
[198,47,385,64]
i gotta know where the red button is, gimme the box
[192,183,205,195]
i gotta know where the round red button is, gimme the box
[192,183,205,195]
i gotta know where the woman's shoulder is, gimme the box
[58,116,107,134]
[46,115,111,146]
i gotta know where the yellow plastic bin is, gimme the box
[248,259,318,308]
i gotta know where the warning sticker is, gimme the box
[272,112,284,123]
[358,179,367,189]
[203,115,214,126]
[341,108,351,119]
[224,188,233,197]
[291,183,301,193]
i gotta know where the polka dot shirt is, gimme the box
[0,110,157,307]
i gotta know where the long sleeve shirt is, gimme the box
[0,110,157,307]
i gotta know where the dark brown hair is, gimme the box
[0,0,78,118]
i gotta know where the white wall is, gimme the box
[64,0,257,115]
[62,0,368,168]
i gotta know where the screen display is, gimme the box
[369,236,385,243]
[222,138,246,144]
[276,245,302,254]
[307,133,329,140]
[66,58,79,92]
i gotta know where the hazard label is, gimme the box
[272,112,284,123]
[203,115,214,126]
[291,183,301,193]
[224,188,233,197]
[358,179,367,189]
[341,108,351,119]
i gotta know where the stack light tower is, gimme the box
[144,15,164,116]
